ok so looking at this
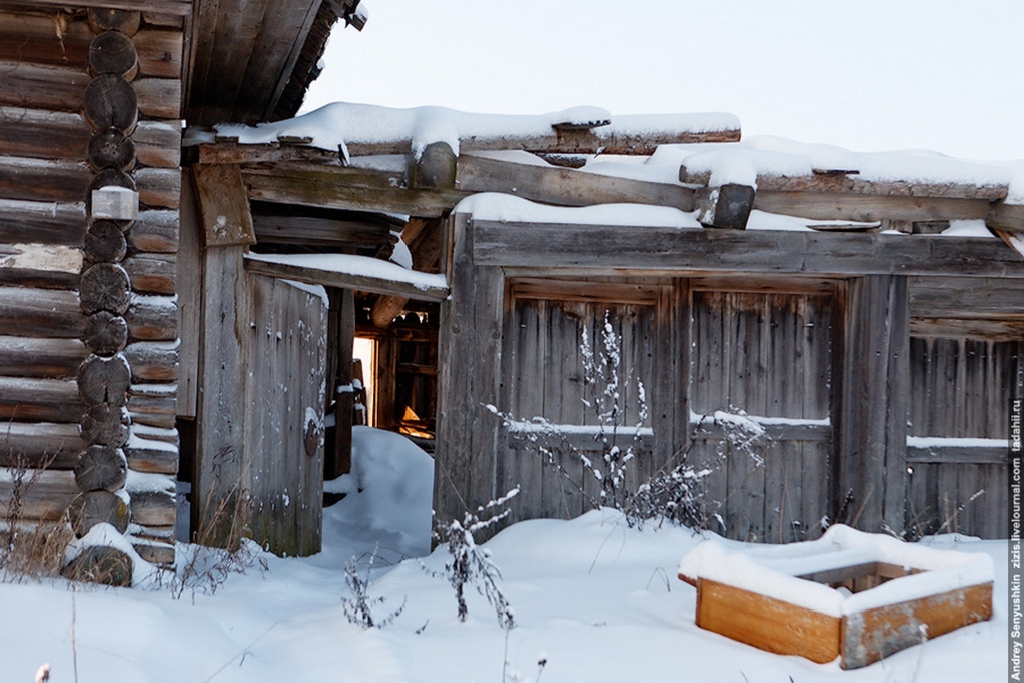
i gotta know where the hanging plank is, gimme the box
[191,163,255,246]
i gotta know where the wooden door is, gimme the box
[501,284,661,521]
[688,289,834,543]
[245,274,327,556]
[906,334,1021,538]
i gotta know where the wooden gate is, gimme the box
[906,334,1021,538]
[500,281,664,521]
[688,288,835,543]
[245,274,327,556]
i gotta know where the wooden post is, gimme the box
[325,287,354,479]
[434,213,507,529]
[836,275,909,533]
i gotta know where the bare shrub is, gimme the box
[432,487,519,628]
[0,451,73,582]
[341,547,405,629]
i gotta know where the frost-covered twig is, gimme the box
[342,546,405,629]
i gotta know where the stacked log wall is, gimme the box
[0,6,182,569]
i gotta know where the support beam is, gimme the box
[370,219,443,327]
[836,275,909,533]
[326,288,355,479]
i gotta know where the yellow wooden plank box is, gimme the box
[678,525,993,669]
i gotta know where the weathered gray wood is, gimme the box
[84,221,128,264]
[129,488,176,526]
[86,7,141,35]
[0,469,78,521]
[80,403,131,447]
[0,60,89,112]
[245,274,327,556]
[135,167,181,209]
[74,445,128,492]
[176,170,201,417]
[194,246,249,547]
[123,341,178,381]
[326,288,354,479]
[68,490,131,536]
[370,219,443,327]
[242,165,466,218]
[456,153,696,212]
[251,212,393,248]
[988,201,1024,234]
[435,213,507,529]
[906,446,1008,464]
[753,191,990,223]
[411,142,458,190]
[124,433,177,473]
[63,545,133,586]
[910,317,1024,341]
[84,74,138,133]
[909,276,1024,318]
[89,31,139,78]
[836,276,909,533]
[0,287,86,339]
[0,108,89,161]
[80,263,131,316]
[128,210,179,253]
[77,354,132,407]
[695,184,756,230]
[0,377,83,422]
[191,164,255,246]
[88,128,136,172]
[0,155,90,204]
[0,198,86,246]
[0,422,87,470]
[681,167,1007,201]
[133,121,181,168]
[0,336,88,379]
[123,253,175,294]
[244,255,450,302]
[125,294,178,341]
[470,222,1024,278]
[133,29,184,79]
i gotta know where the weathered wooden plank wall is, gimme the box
[905,336,1020,538]
[245,275,327,557]
[0,6,183,567]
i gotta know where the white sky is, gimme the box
[300,0,1024,162]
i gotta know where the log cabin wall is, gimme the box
[0,5,183,567]
[435,215,1024,541]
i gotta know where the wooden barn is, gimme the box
[1,0,1022,583]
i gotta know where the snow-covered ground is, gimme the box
[0,427,1006,682]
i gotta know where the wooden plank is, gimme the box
[176,169,201,417]
[0,286,85,338]
[0,336,88,379]
[682,167,1007,201]
[909,276,1024,318]
[457,153,696,212]
[196,0,269,125]
[910,317,1024,341]
[987,201,1024,234]
[244,256,450,302]
[470,222,1024,278]
[24,0,191,15]
[245,274,326,556]
[242,165,466,218]
[837,276,909,533]
[251,213,393,248]
[696,578,841,665]
[754,191,990,223]
[906,445,1007,465]
[841,582,993,669]
[0,422,86,470]
[191,164,255,246]
[0,377,82,423]
[326,288,354,479]
[193,246,248,546]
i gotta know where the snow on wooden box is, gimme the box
[678,525,993,669]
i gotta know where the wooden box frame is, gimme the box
[678,526,993,669]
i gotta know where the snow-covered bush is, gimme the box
[433,487,519,628]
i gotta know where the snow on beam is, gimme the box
[244,252,450,302]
